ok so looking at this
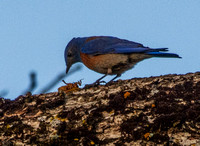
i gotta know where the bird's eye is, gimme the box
[67,53,72,57]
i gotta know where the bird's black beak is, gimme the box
[66,64,71,74]
[66,67,69,74]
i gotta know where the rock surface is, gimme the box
[0,72,200,145]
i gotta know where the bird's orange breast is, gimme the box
[80,53,99,71]
[80,52,112,74]
[80,52,130,74]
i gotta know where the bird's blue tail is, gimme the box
[146,48,181,58]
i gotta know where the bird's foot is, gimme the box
[105,80,115,86]
[106,74,121,86]
[84,81,106,88]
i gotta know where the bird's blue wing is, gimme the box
[107,47,150,54]
[80,36,181,58]
[81,36,147,55]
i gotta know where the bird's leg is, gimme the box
[94,74,107,84]
[106,74,121,85]
[84,74,107,88]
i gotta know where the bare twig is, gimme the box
[39,65,82,93]
[0,90,9,98]
[22,71,37,95]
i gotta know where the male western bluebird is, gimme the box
[64,36,181,85]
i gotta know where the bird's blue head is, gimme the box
[64,37,86,73]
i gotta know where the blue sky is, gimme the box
[0,1,200,99]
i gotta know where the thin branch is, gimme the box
[22,71,37,95]
[39,65,82,93]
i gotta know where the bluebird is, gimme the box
[64,36,181,85]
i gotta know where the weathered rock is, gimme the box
[0,72,200,145]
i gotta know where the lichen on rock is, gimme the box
[0,72,200,145]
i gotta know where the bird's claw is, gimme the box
[84,80,106,88]
[84,83,99,88]
[105,81,115,86]
[99,80,106,84]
